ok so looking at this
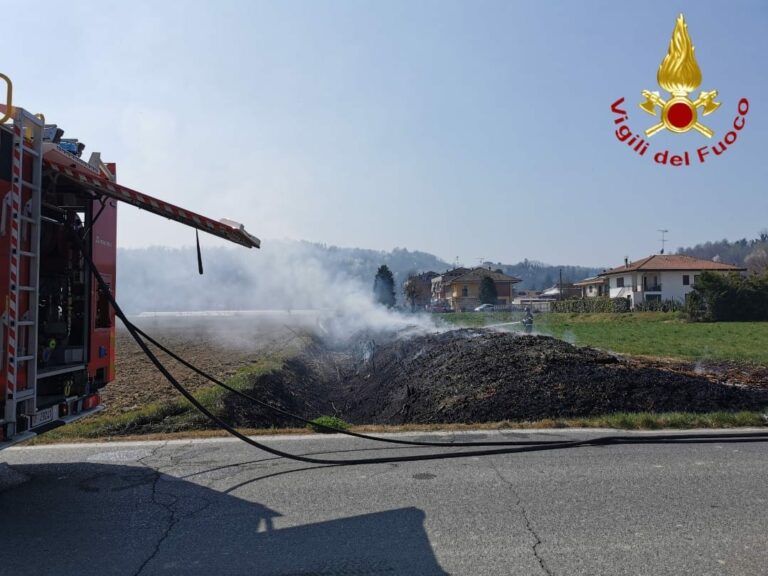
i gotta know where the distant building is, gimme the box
[512,290,554,312]
[512,290,541,305]
[539,283,581,300]
[599,254,745,308]
[403,271,438,309]
[573,276,607,298]
[431,267,521,311]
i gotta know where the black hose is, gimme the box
[72,231,768,466]
[130,324,570,447]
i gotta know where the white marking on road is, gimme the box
[86,449,154,462]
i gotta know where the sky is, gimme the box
[5,0,768,268]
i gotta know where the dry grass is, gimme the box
[25,410,766,446]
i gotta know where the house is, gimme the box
[512,290,554,312]
[512,290,542,305]
[431,266,521,311]
[430,267,470,303]
[573,276,608,298]
[599,254,745,308]
[403,271,438,309]
[539,283,582,300]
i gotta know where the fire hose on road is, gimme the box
[73,230,768,467]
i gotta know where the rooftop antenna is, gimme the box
[658,229,669,254]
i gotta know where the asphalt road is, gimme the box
[1,429,767,576]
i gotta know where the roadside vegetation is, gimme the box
[443,311,768,365]
[28,356,286,444]
[28,409,766,445]
[25,311,768,445]
[307,415,352,433]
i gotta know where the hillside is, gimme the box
[117,241,602,314]
[487,259,602,291]
[676,231,768,272]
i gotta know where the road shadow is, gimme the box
[0,462,448,576]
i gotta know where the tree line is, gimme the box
[686,271,768,321]
[676,230,768,274]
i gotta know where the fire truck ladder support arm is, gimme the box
[44,158,260,249]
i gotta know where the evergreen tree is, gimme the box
[373,265,396,308]
[687,270,768,321]
[479,276,498,305]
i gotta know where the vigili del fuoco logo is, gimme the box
[610,14,749,166]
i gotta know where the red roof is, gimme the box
[573,276,604,286]
[600,254,745,275]
[449,267,521,284]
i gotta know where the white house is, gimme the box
[599,254,745,308]
[573,276,607,298]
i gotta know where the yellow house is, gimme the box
[431,267,521,311]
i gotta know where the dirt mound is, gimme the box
[227,329,767,427]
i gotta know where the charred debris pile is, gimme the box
[223,329,767,428]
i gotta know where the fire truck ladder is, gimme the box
[2,109,44,433]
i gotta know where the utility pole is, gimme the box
[658,229,669,254]
[559,268,563,301]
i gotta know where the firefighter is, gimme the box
[522,307,534,334]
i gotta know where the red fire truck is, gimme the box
[0,75,259,448]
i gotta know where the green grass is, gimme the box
[440,311,523,327]
[28,409,766,445]
[28,356,286,444]
[306,415,352,433]
[444,311,768,365]
[543,410,765,430]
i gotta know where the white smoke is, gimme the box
[118,240,437,344]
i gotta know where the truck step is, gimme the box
[14,388,35,401]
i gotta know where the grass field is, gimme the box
[24,311,768,444]
[443,311,768,365]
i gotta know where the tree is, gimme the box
[686,270,768,321]
[479,276,498,305]
[746,247,768,275]
[404,273,429,311]
[373,265,396,308]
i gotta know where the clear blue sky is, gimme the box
[7,0,767,267]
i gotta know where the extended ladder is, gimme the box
[3,108,43,434]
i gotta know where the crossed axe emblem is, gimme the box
[639,89,720,138]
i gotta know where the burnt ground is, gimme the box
[221,329,768,428]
